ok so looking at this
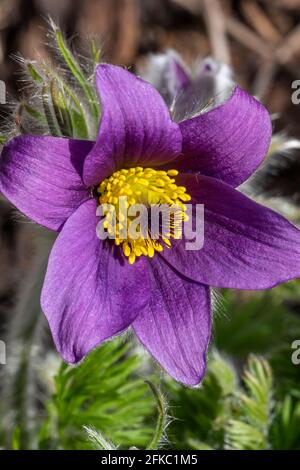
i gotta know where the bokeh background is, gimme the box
[0,0,300,450]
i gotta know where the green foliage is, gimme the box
[0,135,8,144]
[270,396,300,450]
[214,284,300,358]
[214,282,300,398]
[168,352,237,449]
[225,357,272,450]
[8,22,101,141]
[82,382,169,450]
[54,27,100,125]
[38,339,156,450]
[168,353,300,450]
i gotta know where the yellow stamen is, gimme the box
[167,169,179,176]
[97,167,190,264]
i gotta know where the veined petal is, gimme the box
[162,174,300,290]
[41,199,150,363]
[0,135,92,231]
[177,86,272,187]
[83,64,182,186]
[133,256,211,386]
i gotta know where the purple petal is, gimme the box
[0,135,92,231]
[41,199,150,363]
[142,50,191,107]
[171,53,191,91]
[172,57,234,123]
[162,174,300,290]
[133,256,211,386]
[176,86,272,187]
[83,64,182,186]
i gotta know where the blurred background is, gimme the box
[0,0,300,451]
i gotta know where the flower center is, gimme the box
[97,167,191,264]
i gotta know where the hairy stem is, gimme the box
[145,381,168,450]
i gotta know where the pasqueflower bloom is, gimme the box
[1,64,300,386]
[143,50,233,120]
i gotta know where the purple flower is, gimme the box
[1,64,300,386]
[142,50,233,121]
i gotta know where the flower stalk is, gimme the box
[146,381,169,450]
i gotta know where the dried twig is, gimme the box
[241,0,282,46]
[252,59,278,100]
[276,23,300,66]
[202,0,231,64]
[115,0,140,65]
[225,16,273,60]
